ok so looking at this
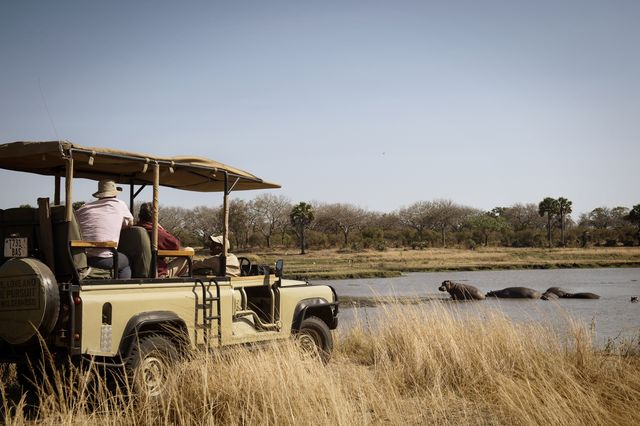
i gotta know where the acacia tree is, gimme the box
[498,203,546,232]
[625,204,640,245]
[290,202,314,254]
[184,206,222,245]
[582,207,612,229]
[557,197,572,246]
[225,199,251,249]
[430,199,475,247]
[251,194,291,248]
[376,211,402,230]
[467,212,510,246]
[158,205,190,240]
[316,203,367,246]
[244,201,262,247]
[538,197,559,248]
[397,201,434,239]
[610,206,630,229]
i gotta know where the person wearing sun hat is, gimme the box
[192,235,240,277]
[76,179,134,278]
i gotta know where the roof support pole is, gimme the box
[150,162,159,278]
[222,171,229,273]
[129,181,134,213]
[65,157,74,222]
[54,175,61,205]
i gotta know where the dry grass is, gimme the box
[2,303,640,425]
[235,246,640,279]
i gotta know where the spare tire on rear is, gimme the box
[0,258,59,345]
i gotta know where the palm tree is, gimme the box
[290,202,314,254]
[538,197,559,248]
[557,197,572,246]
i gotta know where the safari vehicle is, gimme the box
[0,141,338,396]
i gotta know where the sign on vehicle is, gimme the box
[4,238,27,258]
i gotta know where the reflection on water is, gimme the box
[320,268,640,346]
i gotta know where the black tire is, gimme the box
[296,316,333,363]
[125,335,179,402]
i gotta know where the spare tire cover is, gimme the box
[0,258,59,345]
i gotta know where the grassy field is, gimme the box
[232,246,640,280]
[2,303,639,425]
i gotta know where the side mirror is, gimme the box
[275,259,284,278]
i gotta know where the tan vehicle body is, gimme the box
[79,276,336,356]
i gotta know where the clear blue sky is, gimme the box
[1,0,638,216]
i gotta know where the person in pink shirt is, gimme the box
[76,180,134,278]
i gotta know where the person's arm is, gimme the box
[120,200,134,228]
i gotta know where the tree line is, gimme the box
[134,195,640,252]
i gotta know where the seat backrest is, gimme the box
[51,206,88,281]
[118,226,152,278]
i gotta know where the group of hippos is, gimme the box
[438,280,601,301]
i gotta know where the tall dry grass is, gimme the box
[2,303,639,425]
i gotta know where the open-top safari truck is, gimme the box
[0,141,338,396]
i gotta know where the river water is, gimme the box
[320,268,640,346]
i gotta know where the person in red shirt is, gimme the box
[137,202,188,277]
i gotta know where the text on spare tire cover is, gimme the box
[0,275,40,311]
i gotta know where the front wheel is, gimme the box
[296,316,333,363]
[126,335,179,402]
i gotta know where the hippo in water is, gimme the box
[563,292,600,299]
[485,287,542,299]
[541,292,560,300]
[541,287,600,300]
[543,287,571,298]
[439,280,485,301]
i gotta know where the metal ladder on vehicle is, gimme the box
[195,278,222,348]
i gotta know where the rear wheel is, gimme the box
[126,335,179,402]
[296,316,333,363]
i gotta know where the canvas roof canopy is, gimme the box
[0,141,280,192]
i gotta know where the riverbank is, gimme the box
[233,246,640,280]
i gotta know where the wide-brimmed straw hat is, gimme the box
[209,235,229,247]
[92,180,122,198]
